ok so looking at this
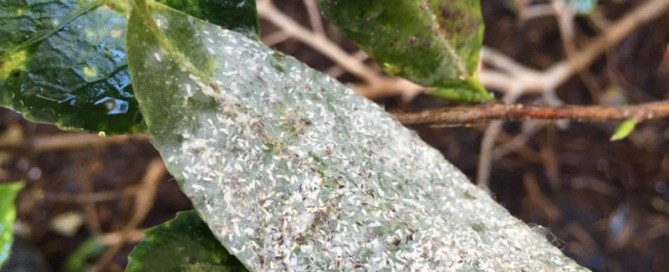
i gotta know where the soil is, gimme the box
[1,0,668,271]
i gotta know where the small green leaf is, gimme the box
[317,0,492,102]
[610,118,637,141]
[126,210,247,272]
[0,182,23,269]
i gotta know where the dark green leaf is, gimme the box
[157,0,259,38]
[0,182,23,269]
[0,0,258,134]
[126,210,247,272]
[1,1,142,134]
[127,2,584,270]
[318,0,492,102]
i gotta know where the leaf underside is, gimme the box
[127,2,584,271]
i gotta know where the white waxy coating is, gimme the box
[132,6,587,272]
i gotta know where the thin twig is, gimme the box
[41,185,140,203]
[552,0,602,102]
[479,0,669,94]
[97,229,144,246]
[475,92,522,186]
[257,0,423,99]
[0,133,149,153]
[257,0,376,83]
[302,0,326,36]
[392,100,669,126]
[91,158,166,270]
[80,160,103,234]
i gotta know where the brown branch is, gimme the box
[91,158,166,270]
[0,133,149,153]
[392,101,669,126]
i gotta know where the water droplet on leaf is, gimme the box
[94,97,129,115]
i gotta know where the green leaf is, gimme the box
[610,118,637,141]
[0,182,23,269]
[1,1,143,134]
[317,0,492,102]
[157,0,259,39]
[127,2,585,270]
[126,210,247,272]
[0,0,258,134]
[61,236,106,272]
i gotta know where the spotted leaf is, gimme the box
[127,1,586,270]
[317,0,492,102]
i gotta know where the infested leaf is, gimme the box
[127,2,586,270]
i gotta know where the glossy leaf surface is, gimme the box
[0,182,23,268]
[127,2,585,270]
[318,0,492,102]
[0,0,257,134]
[127,210,246,272]
[1,1,142,134]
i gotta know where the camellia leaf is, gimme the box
[126,210,247,272]
[0,0,258,134]
[317,0,492,102]
[127,1,585,270]
[0,182,23,269]
[0,0,142,134]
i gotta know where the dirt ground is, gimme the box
[1,0,668,271]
